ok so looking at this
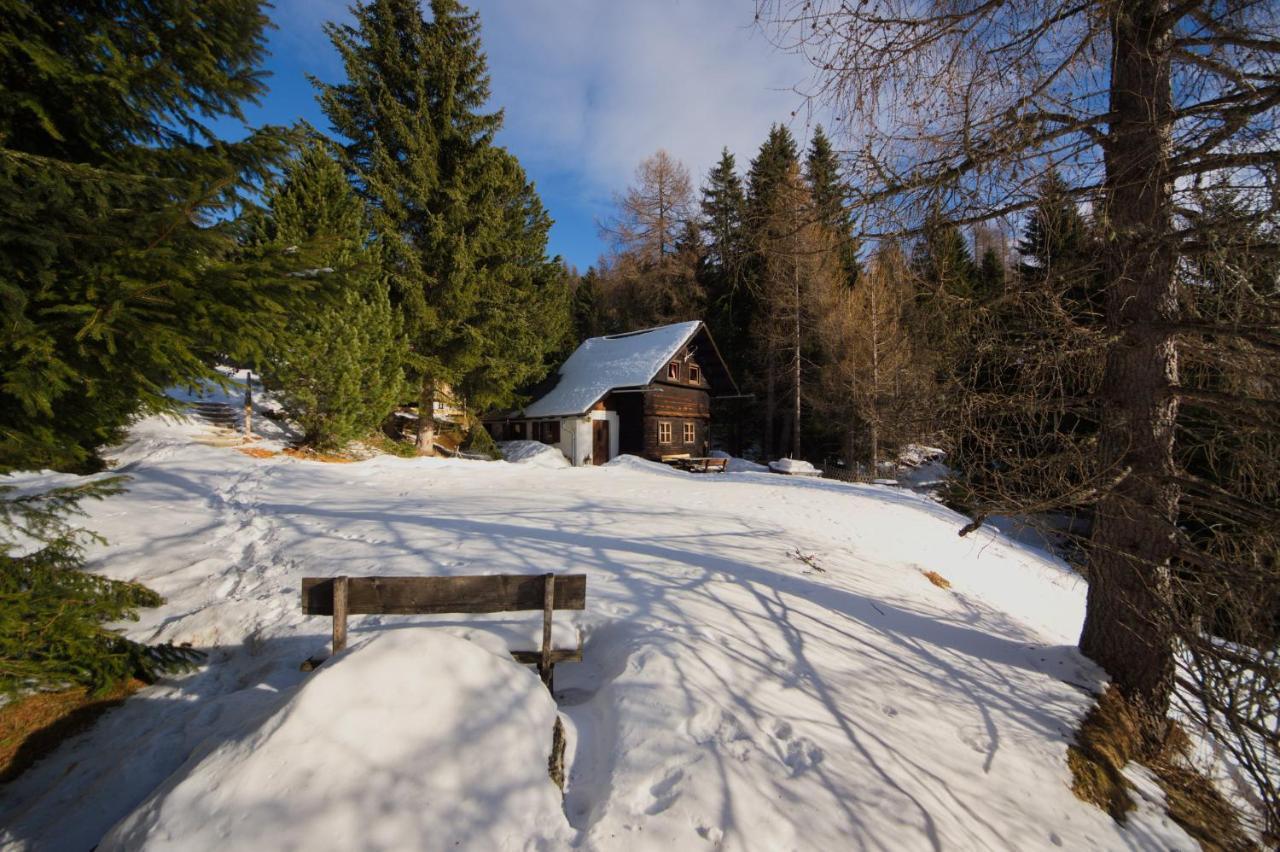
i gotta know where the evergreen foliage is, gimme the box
[804,126,859,285]
[976,248,1007,301]
[460,422,502,460]
[314,0,569,445]
[0,479,200,696]
[256,141,407,451]
[0,0,302,472]
[744,126,803,456]
[746,125,801,224]
[1017,169,1101,322]
[946,174,1106,521]
[699,148,750,386]
[912,214,977,299]
[571,268,604,341]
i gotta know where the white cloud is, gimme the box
[277,0,824,200]
[477,0,822,198]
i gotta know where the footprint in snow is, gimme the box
[644,768,684,815]
[696,824,724,843]
[782,737,824,776]
[768,718,823,776]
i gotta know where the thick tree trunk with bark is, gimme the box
[1079,0,1179,744]
[416,377,437,456]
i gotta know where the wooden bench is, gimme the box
[665,456,728,473]
[300,573,586,689]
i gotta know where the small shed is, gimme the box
[485,321,738,466]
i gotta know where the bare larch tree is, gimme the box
[600,150,703,327]
[758,0,1279,836]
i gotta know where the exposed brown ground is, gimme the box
[0,680,144,784]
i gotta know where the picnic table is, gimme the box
[663,455,728,473]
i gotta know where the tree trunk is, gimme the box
[869,286,880,471]
[868,418,878,472]
[1079,0,1179,746]
[764,344,776,458]
[792,261,802,458]
[416,376,437,456]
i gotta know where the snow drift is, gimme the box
[768,457,819,475]
[99,630,570,851]
[500,439,570,468]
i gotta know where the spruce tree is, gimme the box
[257,142,406,451]
[746,125,801,231]
[804,126,859,286]
[314,0,568,452]
[745,126,802,457]
[699,149,749,380]
[1,478,201,695]
[912,214,977,299]
[1017,169,1100,322]
[976,247,1007,302]
[0,0,300,472]
[571,268,603,340]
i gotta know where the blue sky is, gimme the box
[217,0,822,270]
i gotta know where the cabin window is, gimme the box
[667,361,680,380]
[689,364,700,383]
[682,422,695,444]
[658,421,672,444]
[544,421,561,444]
[513,422,525,438]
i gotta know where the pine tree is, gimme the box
[701,149,748,284]
[1018,171,1089,278]
[745,125,802,457]
[256,142,406,451]
[698,149,750,438]
[571,268,603,340]
[976,247,1007,302]
[0,0,300,472]
[752,162,838,459]
[1017,169,1100,323]
[314,0,567,451]
[804,126,859,286]
[913,213,977,299]
[947,176,1105,529]
[1,478,201,695]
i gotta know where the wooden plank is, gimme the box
[510,648,583,665]
[301,574,587,616]
[332,575,349,653]
[539,574,555,686]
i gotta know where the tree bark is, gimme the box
[792,259,802,458]
[764,343,776,458]
[417,376,437,456]
[1079,0,1179,745]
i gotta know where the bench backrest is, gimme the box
[300,573,587,688]
[301,574,587,615]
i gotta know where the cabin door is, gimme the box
[592,420,609,465]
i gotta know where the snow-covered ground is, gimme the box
[0,393,1198,850]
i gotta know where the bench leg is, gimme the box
[332,575,349,654]
[540,573,555,690]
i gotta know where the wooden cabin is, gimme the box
[484,321,738,466]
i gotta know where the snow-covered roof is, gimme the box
[522,320,703,418]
